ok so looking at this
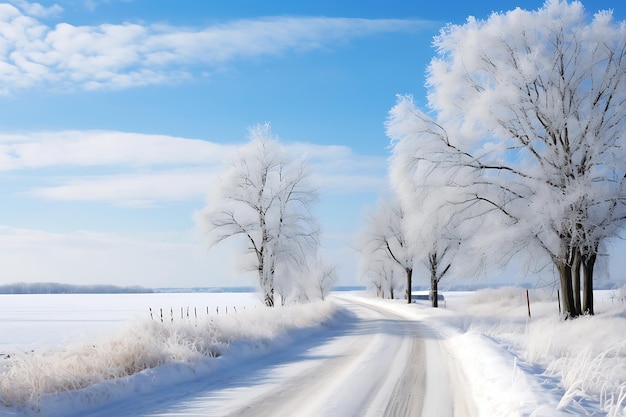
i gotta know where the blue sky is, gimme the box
[0,0,624,289]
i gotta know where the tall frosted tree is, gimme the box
[198,124,319,307]
[387,1,626,317]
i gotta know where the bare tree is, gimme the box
[387,2,626,317]
[198,123,319,307]
[356,197,415,303]
[360,257,403,300]
[308,258,337,301]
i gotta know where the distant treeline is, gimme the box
[0,282,154,294]
[154,286,256,293]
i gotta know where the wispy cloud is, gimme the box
[288,142,388,193]
[7,0,62,18]
[2,130,387,206]
[0,131,236,170]
[0,4,426,93]
[27,168,222,207]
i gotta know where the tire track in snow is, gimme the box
[346,297,478,417]
[339,297,427,417]
[422,337,477,417]
[224,298,426,417]
[382,334,425,417]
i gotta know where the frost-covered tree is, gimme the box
[198,123,319,307]
[357,198,414,302]
[388,158,466,308]
[387,1,626,317]
[277,256,336,303]
[360,256,403,300]
[307,258,337,301]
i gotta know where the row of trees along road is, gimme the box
[384,1,626,317]
[197,123,335,307]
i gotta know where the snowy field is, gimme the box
[0,288,625,416]
[0,292,265,352]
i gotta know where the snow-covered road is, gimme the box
[76,296,476,417]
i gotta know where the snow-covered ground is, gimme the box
[357,289,626,417]
[0,288,624,416]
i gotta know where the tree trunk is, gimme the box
[257,259,274,307]
[259,260,275,307]
[557,260,578,318]
[264,287,275,307]
[572,248,582,314]
[431,275,439,308]
[429,252,441,308]
[582,253,596,315]
[405,267,413,304]
[389,285,395,300]
[265,253,276,307]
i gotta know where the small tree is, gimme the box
[356,197,415,303]
[198,123,319,307]
[309,258,337,301]
[361,257,403,299]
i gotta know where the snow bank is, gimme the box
[0,300,337,416]
[447,287,626,416]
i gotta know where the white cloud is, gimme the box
[8,0,62,18]
[0,130,237,170]
[1,130,387,205]
[27,168,222,207]
[287,142,388,193]
[305,156,388,193]
[0,6,425,93]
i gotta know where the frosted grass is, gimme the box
[0,296,337,413]
[0,292,262,351]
